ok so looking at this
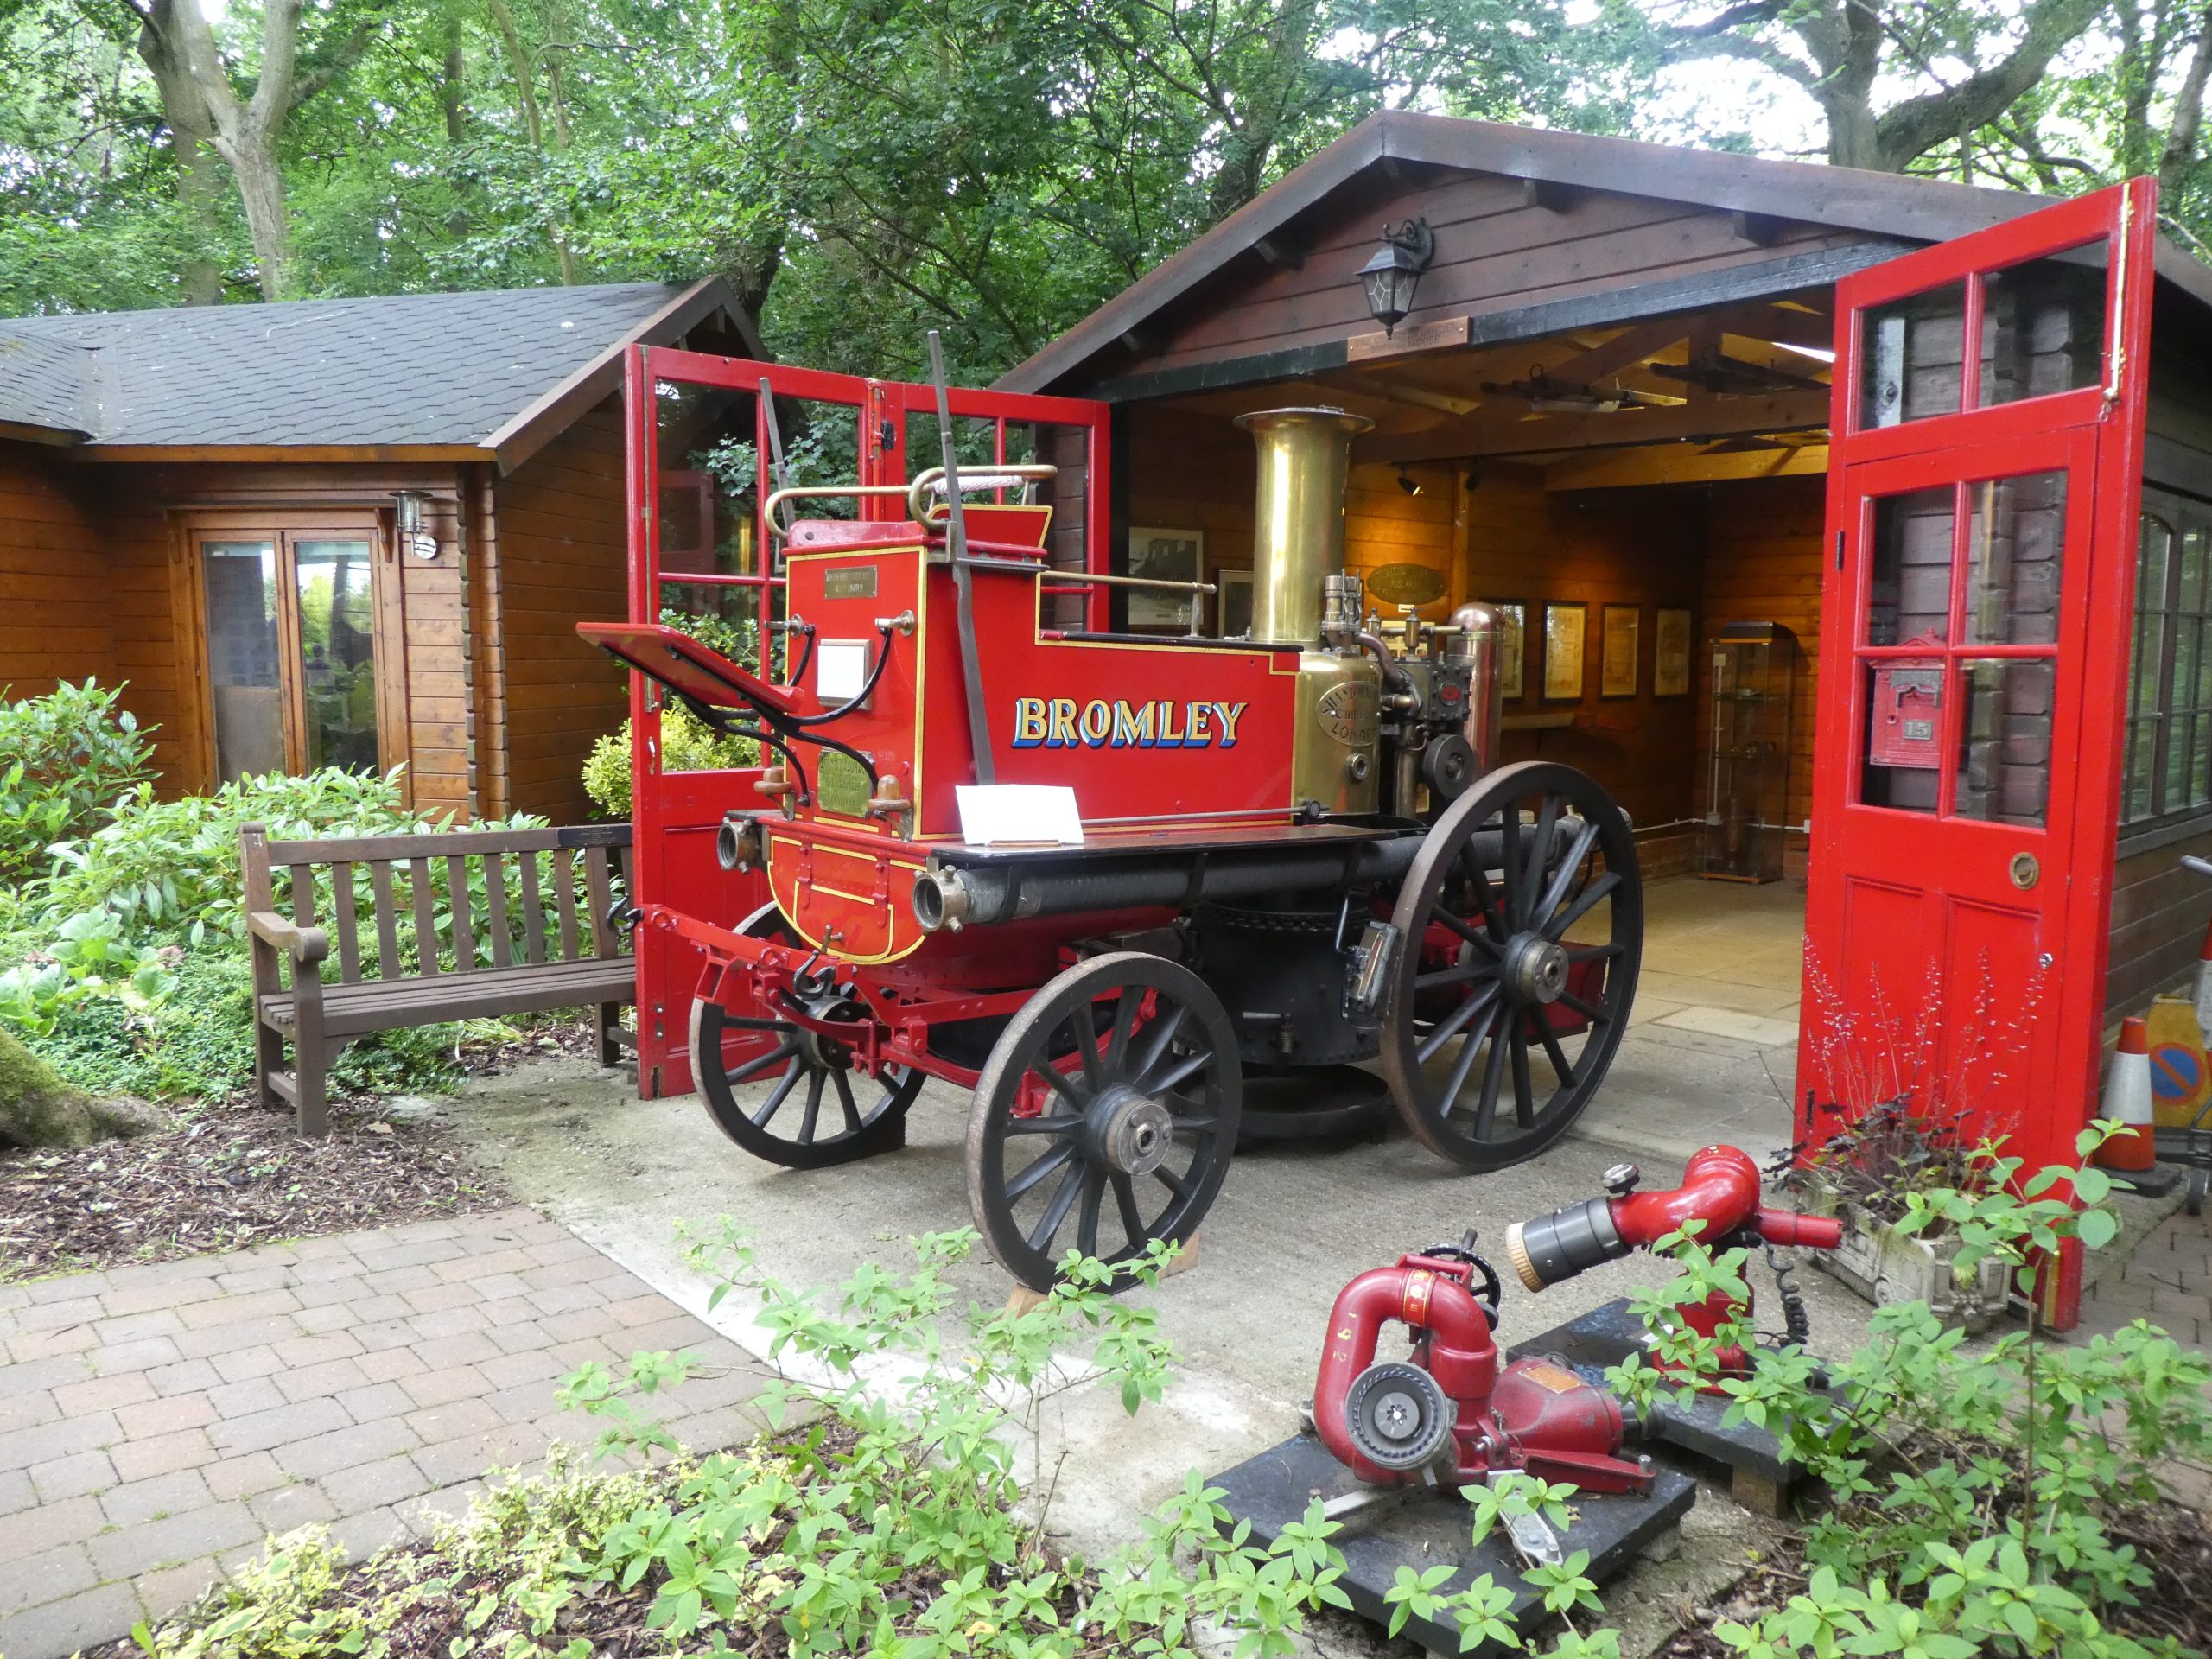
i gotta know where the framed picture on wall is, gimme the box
[1126,526,1205,630]
[1600,604,1641,698]
[1488,601,1527,700]
[1217,569,1254,638]
[1542,601,1586,701]
[1654,607,1694,697]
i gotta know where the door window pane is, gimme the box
[1860,658,1944,812]
[1954,658,2053,826]
[1963,470,2065,645]
[202,541,283,782]
[1868,487,1955,645]
[1976,257,2105,409]
[293,539,379,772]
[1862,283,1967,429]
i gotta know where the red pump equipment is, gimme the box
[1312,1146,1843,1497]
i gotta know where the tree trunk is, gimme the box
[137,8,224,303]
[0,1030,162,1149]
[217,123,295,301]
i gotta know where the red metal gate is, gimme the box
[1801,181,2158,1321]
[622,346,1111,1096]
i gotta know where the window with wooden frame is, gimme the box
[176,512,407,791]
[2123,488,2212,827]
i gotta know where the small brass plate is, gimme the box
[2009,852,2039,890]
[824,565,879,599]
[1316,680,1380,747]
[1365,562,1447,607]
[817,751,873,817]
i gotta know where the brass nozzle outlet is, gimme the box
[1503,1220,1547,1292]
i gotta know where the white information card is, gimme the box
[955,785,1084,847]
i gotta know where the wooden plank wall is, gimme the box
[1131,177,1860,378]
[492,400,628,823]
[1697,474,1823,873]
[0,441,110,697]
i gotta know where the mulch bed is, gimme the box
[0,1015,618,1282]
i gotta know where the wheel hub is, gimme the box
[791,989,860,1071]
[1089,1089,1175,1176]
[1503,933,1569,1004]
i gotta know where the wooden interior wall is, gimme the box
[1697,475,1824,869]
[492,400,628,823]
[61,461,470,812]
[0,441,111,698]
[1128,176,1861,379]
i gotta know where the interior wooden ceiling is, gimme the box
[1165,295,1837,491]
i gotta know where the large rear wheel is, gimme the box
[690,905,922,1170]
[967,951,1241,1291]
[1380,761,1641,1169]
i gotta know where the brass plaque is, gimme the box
[824,565,879,599]
[1345,315,1470,362]
[1315,681,1380,747]
[817,750,873,817]
[1365,562,1447,607]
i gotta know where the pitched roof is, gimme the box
[998,110,2212,396]
[0,278,757,465]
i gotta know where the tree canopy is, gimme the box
[6,0,2212,378]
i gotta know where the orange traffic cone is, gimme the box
[2098,1016,2158,1173]
[2194,918,2212,1039]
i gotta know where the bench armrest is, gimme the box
[248,909,331,965]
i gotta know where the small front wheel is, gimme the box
[967,951,1241,1291]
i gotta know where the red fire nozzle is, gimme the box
[1503,1145,1843,1292]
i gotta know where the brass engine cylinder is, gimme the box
[1447,601,1504,777]
[1236,407,1374,646]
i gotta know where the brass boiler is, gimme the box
[1446,601,1503,775]
[1236,407,1380,813]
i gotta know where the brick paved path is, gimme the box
[0,1208,765,1659]
[2079,1195,2210,1344]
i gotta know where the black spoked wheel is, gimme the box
[690,904,922,1170]
[968,951,1241,1291]
[1381,760,1641,1170]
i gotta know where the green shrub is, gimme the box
[0,679,156,885]
[581,705,757,819]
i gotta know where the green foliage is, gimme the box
[1606,1127,2212,1659]
[580,704,758,819]
[0,680,158,887]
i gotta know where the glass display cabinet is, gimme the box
[1700,620,1798,883]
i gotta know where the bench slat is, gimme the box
[411,857,441,976]
[289,865,318,991]
[331,861,362,983]
[519,850,548,966]
[259,958,634,1037]
[264,823,632,865]
[370,862,401,980]
[448,855,475,972]
[554,849,581,959]
[487,853,514,968]
[585,847,614,959]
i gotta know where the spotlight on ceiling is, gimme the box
[1396,467,1423,497]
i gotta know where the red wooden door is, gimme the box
[1801,181,2158,1306]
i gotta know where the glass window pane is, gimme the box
[1868,487,1955,645]
[1860,657,1944,812]
[293,540,379,773]
[2139,514,2173,615]
[2126,718,2158,820]
[203,541,284,782]
[1963,470,2065,645]
[660,581,765,671]
[2167,706,2194,809]
[2131,608,2163,717]
[2171,617,2202,713]
[1954,658,2052,826]
[1975,256,2106,408]
[1863,283,1967,428]
[2184,527,2210,616]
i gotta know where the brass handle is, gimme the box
[2010,852,2039,890]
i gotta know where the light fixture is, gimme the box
[1396,467,1423,496]
[392,490,438,560]
[1358,218,1435,338]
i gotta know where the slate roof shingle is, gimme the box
[0,282,696,448]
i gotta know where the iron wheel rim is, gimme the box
[967,950,1240,1291]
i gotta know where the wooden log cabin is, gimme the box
[995,111,2212,1133]
[0,279,760,825]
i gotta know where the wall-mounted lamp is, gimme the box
[1396,467,1423,497]
[392,490,438,560]
[1358,218,1435,338]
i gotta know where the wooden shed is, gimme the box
[999,113,2212,1273]
[0,279,760,824]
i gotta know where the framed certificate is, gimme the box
[1216,569,1254,638]
[1600,604,1640,698]
[1542,601,1586,701]
[1490,601,1526,700]
[1126,526,1204,630]
[1654,607,1694,697]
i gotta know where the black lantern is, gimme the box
[1358,218,1435,337]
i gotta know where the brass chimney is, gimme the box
[1235,407,1374,645]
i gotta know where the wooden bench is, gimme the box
[240,821,635,1135]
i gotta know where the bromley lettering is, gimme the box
[1011,697,1248,749]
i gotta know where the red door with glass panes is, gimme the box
[1802,181,2158,1324]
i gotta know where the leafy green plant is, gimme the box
[0,909,176,1038]
[581,703,757,818]
[0,679,157,885]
